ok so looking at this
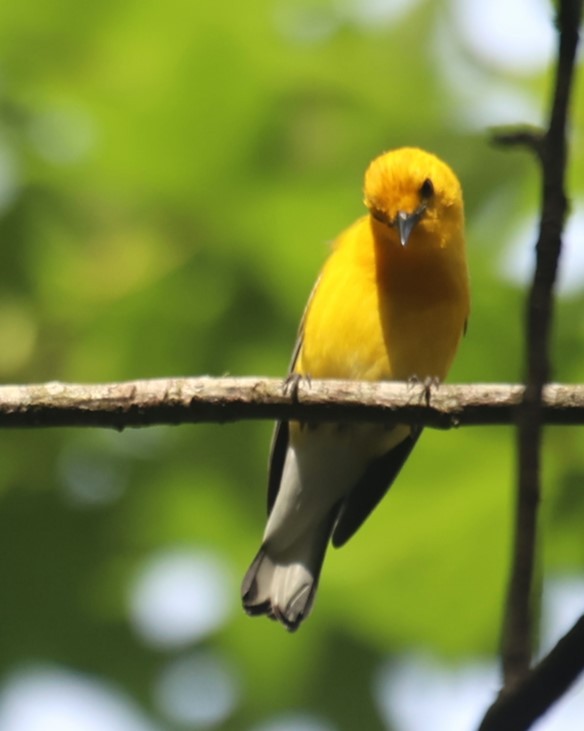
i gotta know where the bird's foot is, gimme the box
[283,372,311,402]
[407,375,441,406]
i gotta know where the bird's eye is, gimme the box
[420,178,434,199]
[370,207,390,225]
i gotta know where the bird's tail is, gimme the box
[241,513,335,631]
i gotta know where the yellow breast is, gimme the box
[296,215,469,383]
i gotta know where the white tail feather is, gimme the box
[241,519,332,630]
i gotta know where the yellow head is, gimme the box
[363,147,464,249]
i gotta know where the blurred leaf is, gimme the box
[0,1,583,730]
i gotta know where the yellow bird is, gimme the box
[242,147,470,630]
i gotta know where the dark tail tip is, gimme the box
[241,548,313,632]
[241,548,265,607]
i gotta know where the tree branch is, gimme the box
[2,378,584,429]
[478,614,584,731]
[491,125,545,159]
[497,0,582,691]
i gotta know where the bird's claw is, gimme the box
[283,372,311,402]
[407,374,441,406]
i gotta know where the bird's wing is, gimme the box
[267,419,289,513]
[331,426,422,547]
[266,274,322,514]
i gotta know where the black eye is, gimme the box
[420,178,434,199]
[370,207,390,225]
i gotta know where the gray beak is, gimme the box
[396,207,425,247]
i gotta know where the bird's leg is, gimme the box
[407,374,441,407]
[421,376,441,406]
[283,372,312,402]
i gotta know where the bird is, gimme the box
[241,147,470,631]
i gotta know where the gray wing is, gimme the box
[266,275,321,514]
[331,426,422,547]
[267,419,290,513]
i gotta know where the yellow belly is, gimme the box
[296,217,469,383]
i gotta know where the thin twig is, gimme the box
[497,0,583,694]
[490,126,545,159]
[478,615,584,731]
[1,378,584,429]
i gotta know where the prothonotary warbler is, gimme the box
[242,147,470,631]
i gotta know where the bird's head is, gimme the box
[363,147,464,248]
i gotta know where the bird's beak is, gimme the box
[396,205,426,247]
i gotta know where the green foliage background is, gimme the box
[0,1,583,729]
